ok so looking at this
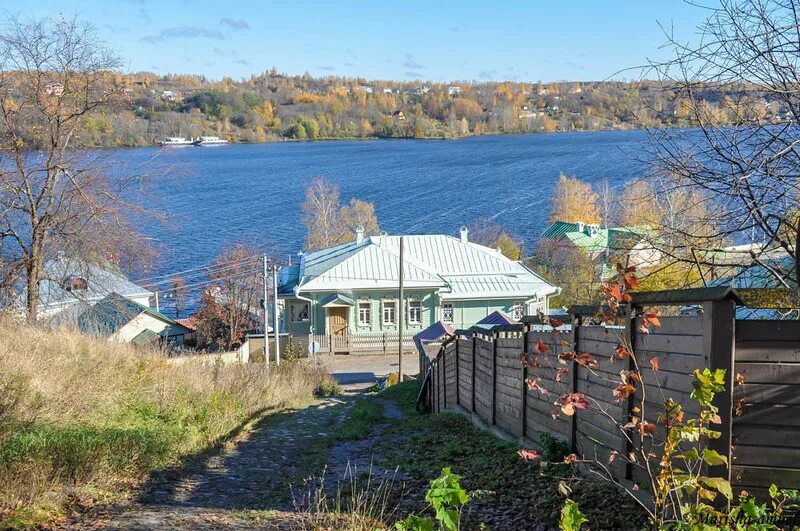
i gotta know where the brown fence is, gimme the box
[424,287,800,498]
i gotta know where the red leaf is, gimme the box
[639,421,657,435]
[549,317,564,328]
[563,453,578,464]
[526,377,549,395]
[518,449,541,461]
[643,310,661,328]
[614,343,631,359]
[624,273,639,290]
[613,383,635,402]
[536,339,550,353]
[609,284,623,301]
[650,357,659,372]
[555,367,570,383]
[608,450,618,463]
[575,352,598,369]
[561,392,591,415]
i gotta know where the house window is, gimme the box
[512,302,524,321]
[358,302,371,326]
[382,301,396,326]
[291,303,309,322]
[408,300,421,325]
[442,303,454,323]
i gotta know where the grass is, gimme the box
[335,398,386,441]
[374,380,647,529]
[0,321,338,528]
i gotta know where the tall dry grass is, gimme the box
[0,320,338,527]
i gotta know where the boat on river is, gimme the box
[159,136,194,146]
[193,136,228,146]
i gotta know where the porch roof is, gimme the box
[319,293,356,307]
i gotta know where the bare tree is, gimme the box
[644,0,800,287]
[0,16,152,320]
[468,218,523,260]
[301,177,380,250]
[194,244,261,350]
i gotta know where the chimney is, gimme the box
[460,226,469,243]
[575,221,585,234]
[355,226,365,244]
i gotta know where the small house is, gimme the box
[279,228,559,341]
[78,292,190,346]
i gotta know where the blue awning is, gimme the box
[319,293,356,307]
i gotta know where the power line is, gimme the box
[133,256,261,286]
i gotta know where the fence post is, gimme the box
[570,313,581,454]
[455,336,460,406]
[702,299,736,485]
[623,304,638,481]
[521,323,529,439]
[383,332,387,356]
[442,345,447,410]
[492,330,498,426]
[471,333,477,412]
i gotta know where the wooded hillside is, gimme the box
[47,70,785,146]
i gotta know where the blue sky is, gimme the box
[7,0,713,82]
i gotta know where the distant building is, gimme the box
[77,293,191,346]
[392,110,406,120]
[383,88,394,94]
[43,82,64,97]
[25,257,153,321]
[541,221,660,275]
[448,86,463,96]
[355,85,373,93]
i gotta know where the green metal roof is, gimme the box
[78,292,178,336]
[132,328,161,344]
[542,222,652,253]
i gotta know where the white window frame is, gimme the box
[408,300,422,325]
[442,303,454,323]
[291,302,309,322]
[358,301,372,327]
[382,300,397,326]
[511,301,524,321]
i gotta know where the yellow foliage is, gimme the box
[549,173,601,224]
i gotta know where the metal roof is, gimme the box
[476,310,517,326]
[33,258,153,310]
[319,293,356,307]
[284,234,558,301]
[77,292,177,337]
[542,222,652,253]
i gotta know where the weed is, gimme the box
[336,399,386,441]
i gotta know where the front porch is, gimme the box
[308,331,416,355]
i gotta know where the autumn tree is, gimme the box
[0,16,151,320]
[301,177,380,250]
[549,173,601,224]
[194,244,261,350]
[468,219,523,260]
[645,0,800,287]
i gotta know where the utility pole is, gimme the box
[398,236,404,382]
[263,254,270,364]
[154,291,160,312]
[272,264,280,366]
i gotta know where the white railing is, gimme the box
[308,332,416,355]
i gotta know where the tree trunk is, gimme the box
[795,221,799,289]
[25,238,44,322]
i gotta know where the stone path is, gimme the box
[55,396,351,530]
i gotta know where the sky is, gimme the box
[6,0,715,82]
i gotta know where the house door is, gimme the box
[328,307,348,336]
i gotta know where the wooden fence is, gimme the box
[425,287,800,498]
[308,332,415,355]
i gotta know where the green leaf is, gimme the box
[395,515,435,531]
[699,476,733,500]
[702,449,728,466]
[769,484,779,499]
[677,448,700,461]
[559,499,588,531]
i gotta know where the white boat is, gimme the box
[159,136,194,146]
[193,136,228,146]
